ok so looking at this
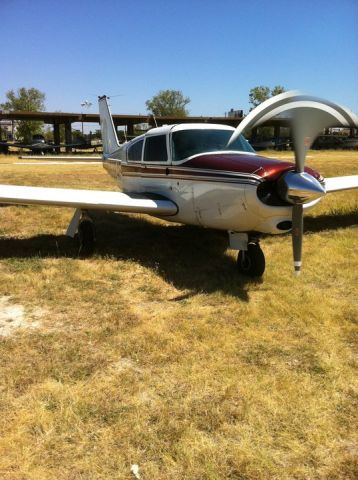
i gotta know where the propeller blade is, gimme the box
[227,90,301,146]
[290,103,356,173]
[227,90,358,152]
[292,204,303,276]
[287,98,357,274]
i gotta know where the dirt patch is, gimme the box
[0,296,42,337]
[111,357,142,373]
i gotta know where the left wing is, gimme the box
[325,175,358,192]
[0,141,32,148]
[0,184,178,216]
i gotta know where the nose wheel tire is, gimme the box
[237,243,265,277]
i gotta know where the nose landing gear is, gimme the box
[237,243,265,277]
[228,231,265,277]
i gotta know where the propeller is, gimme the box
[228,91,358,274]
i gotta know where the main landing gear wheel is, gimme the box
[78,219,95,257]
[237,243,265,277]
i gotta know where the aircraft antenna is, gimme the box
[80,100,92,136]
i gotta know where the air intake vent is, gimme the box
[277,221,292,231]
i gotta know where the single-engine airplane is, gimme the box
[56,141,102,153]
[1,91,357,277]
[0,136,57,155]
[0,138,102,155]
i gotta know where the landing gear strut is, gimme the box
[78,214,95,256]
[66,209,95,256]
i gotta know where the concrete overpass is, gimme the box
[4,110,351,151]
[0,110,246,145]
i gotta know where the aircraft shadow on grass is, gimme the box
[0,209,356,298]
[0,212,256,299]
[304,210,358,233]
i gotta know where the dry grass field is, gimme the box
[0,151,357,480]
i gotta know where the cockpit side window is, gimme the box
[143,135,168,163]
[127,139,143,162]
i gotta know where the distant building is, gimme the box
[226,108,243,118]
[135,122,150,131]
[0,119,13,139]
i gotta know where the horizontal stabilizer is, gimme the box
[324,175,358,192]
[0,184,177,216]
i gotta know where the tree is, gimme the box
[249,85,286,110]
[146,89,190,116]
[1,87,46,142]
[249,86,270,110]
[270,85,286,97]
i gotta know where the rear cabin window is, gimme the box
[144,135,168,162]
[127,139,143,162]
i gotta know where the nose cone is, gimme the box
[278,171,326,204]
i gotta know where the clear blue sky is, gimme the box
[2,0,358,117]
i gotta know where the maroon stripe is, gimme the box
[119,152,321,182]
[121,164,260,182]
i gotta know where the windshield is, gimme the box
[172,129,255,162]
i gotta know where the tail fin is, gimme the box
[98,96,120,156]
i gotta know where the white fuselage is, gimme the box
[103,124,319,235]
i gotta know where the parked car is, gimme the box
[251,137,291,151]
[311,135,345,149]
[341,137,358,149]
